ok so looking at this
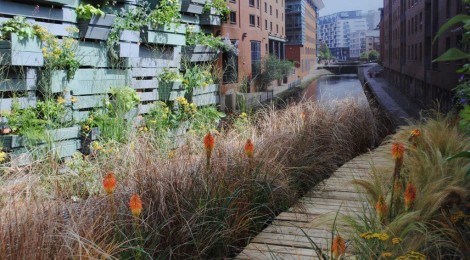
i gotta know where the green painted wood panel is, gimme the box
[192,84,218,95]
[72,95,106,110]
[143,31,186,46]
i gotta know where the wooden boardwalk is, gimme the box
[236,144,393,259]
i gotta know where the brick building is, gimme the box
[382,0,464,110]
[218,0,288,93]
[285,0,324,78]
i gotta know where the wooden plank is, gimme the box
[243,243,322,258]
[192,93,219,106]
[143,31,186,46]
[72,95,106,110]
[181,1,204,14]
[76,42,111,67]
[181,14,199,24]
[0,96,37,111]
[132,79,158,90]
[199,14,221,26]
[123,46,181,68]
[236,249,321,260]
[119,42,140,58]
[0,0,77,22]
[138,90,158,102]
[192,84,218,95]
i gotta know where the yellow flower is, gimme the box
[240,112,247,119]
[57,96,66,104]
[92,141,102,151]
[360,232,389,241]
[168,150,176,159]
[380,252,392,258]
[82,125,90,132]
[71,96,78,103]
[0,151,7,163]
[392,237,402,245]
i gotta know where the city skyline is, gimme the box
[320,0,383,16]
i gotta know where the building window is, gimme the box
[264,2,267,12]
[249,14,255,26]
[276,9,278,18]
[276,24,278,33]
[230,11,237,24]
[257,16,260,27]
[223,40,239,84]
[256,0,260,9]
[270,5,272,15]
[249,0,254,7]
[265,19,268,30]
[251,41,261,76]
[270,21,272,31]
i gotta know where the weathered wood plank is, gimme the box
[0,0,77,22]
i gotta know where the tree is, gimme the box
[360,52,369,60]
[368,50,380,61]
[318,42,332,62]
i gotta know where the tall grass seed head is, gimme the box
[129,194,143,218]
[102,172,117,195]
[375,195,388,220]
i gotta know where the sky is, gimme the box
[320,0,383,16]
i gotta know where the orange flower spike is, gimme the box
[244,139,254,158]
[391,142,405,160]
[410,129,421,138]
[331,235,346,260]
[204,132,215,153]
[129,194,143,218]
[102,172,117,195]
[404,180,417,211]
[375,195,388,221]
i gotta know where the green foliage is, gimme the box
[0,16,34,40]
[148,0,181,28]
[5,97,70,140]
[190,106,225,135]
[183,64,213,91]
[204,0,230,19]
[92,87,140,142]
[186,26,229,50]
[459,105,470,133]
[255,55,294,91]
[368,50,380,61]
[159,68,183,83]
[76,4,105,20]
[446,148,470,179]
[318,42,332,61]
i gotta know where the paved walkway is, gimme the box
[236,143,394,259]
[360,65,421,125]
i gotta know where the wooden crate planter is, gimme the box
[118,30,140,58]
[200,14,221,26]
[191,84,219,106]
[77,14,116,40]
[158,81,185,101]
[181,0,205,14]
[0,126,81,166]
[0,68,37,92]
[123,45,182,68]
[50,69,130,95]
[141,24,186,46]
[181,14,199,24]
[32,0,77,6]
[182,45,219,62]
[0,1,77,23]
[0,34,43,67]
[0,96,37,112]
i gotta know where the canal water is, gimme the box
[305,74,368,106]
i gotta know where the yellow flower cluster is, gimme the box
[57,96,66,104]
[392,237,402,245]
[395,251,426,260]
[450,210,466,224]
[0,151,7,163]
[138,126,149,132]
[360,232,389,241]
[92,141,103,151]
[175,96,197,114]
[35,25,77,63]
[380,252,392,258]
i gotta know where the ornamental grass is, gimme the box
[348,112,470,259]
[0,99,378,259]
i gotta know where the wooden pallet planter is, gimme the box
[158,81,185,101]
[0,126,81,166]
[18,0,78,6]
[141,24,186,46]
[200,14,221,26]
[77,14,116,40]
[76,42,112,68]
[0,96,37,112]
[50,69,130,94]
[181,14,200,24]
[0,0,77,23]
[118,30,140,58]
[0,67,37,92]
[123,46,182,68]
[182,45,219,62]
[0,34,43,67]
[192,84,219,106]
[181,0,206,14]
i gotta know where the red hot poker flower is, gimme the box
[244,139,254,158]
[404,180,417,211]
[375,195,388,221]
[410,129,421,138]
[331,235,346,259]
[391,142,405,160]
[129,194,143,218]
[103,172,117,195]
[204,133,215,152]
